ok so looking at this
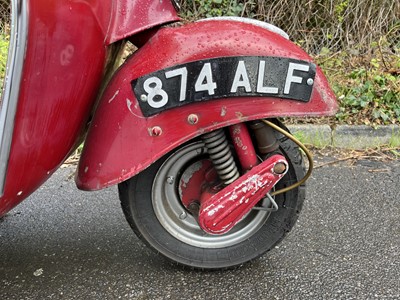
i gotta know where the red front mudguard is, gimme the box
[77,18,337,191]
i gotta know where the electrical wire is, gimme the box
[261,120,314,196]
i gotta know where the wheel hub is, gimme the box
[152,142,271,248]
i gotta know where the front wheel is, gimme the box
[119,125,305,269]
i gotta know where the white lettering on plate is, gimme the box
[195,63,217,95]
[257,60,278,94]
[231,60,251,93]
[138,58,313,113]
[143,76,169,108]
[284,62,310,94]
[165,67,188,101]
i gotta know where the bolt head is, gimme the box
[166,176,174,184]
[179,212,187,220]
[140,94,148,102]
[307,78,314,86]
[273,162,287,175]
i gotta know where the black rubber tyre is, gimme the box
[119,125,305,270]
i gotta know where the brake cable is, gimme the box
[261,119,314,196]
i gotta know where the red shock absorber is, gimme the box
[185,122,288,235]
[201,129,240,185]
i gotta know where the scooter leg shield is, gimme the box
[76,18,337,191]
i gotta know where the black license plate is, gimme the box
[132,56,316,117]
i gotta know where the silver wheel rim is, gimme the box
[152,142,271,249]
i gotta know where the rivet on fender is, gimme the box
[187,114,199,125]
[150,126,162,137]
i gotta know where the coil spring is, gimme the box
[202,129,240,185]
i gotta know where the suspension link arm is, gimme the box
[198,154,288,235]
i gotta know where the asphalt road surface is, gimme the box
[1,155,399,299]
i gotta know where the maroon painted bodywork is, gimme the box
[0,0,179,216]
[77,19,337,191]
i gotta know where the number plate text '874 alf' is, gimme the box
[132,56,316,117]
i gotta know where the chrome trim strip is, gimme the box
[0,0,29,196]
[197,17,289,40]
[170,0,181,12]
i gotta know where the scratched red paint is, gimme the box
[198,154,288,234]
[229,123,258,171]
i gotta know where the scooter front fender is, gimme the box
[76,18,337,191]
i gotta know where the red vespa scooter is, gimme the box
[0,0,337,269]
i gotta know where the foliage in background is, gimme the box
[0,33,9,94]
[0,0,10,96]
[316,34,400,125]
[180,0,399,54]
[0,1,398,125]
[183,0,244,18]
[180,0,400,125]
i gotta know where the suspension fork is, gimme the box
[180,121,281,216]
[202,121,280,177]
[228,123,258,171]
[180,120,311,234]
[196,121,287,234]
[200,123,258,189]
[199,123,258,188]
